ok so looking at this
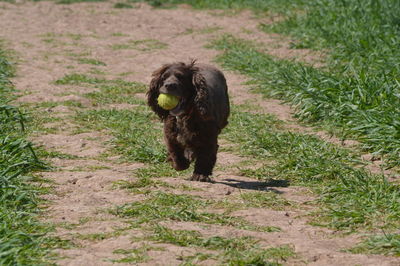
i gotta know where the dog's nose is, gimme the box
[160,83,177,93]
[165,83,177,89]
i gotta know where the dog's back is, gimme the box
[197,64,230,130]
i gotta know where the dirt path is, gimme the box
[1,1,398,265]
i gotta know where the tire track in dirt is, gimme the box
[1,1,398,265]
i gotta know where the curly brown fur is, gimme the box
[147,60,230,182]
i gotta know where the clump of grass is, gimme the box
[133,163,191,179]
[114,2,134,8]
[77,58,106,66]
[113,176,173,194]
[56,0,107,4]
[223,106,358,184]
[74,108,166,163]
[181,26,221,35]
[129,0,304,13]
[0,44,62,264]
[315,171,400,231]
[349,233,400,257]
[112,191,280,232]
[111,39,167,51]
[55,73,146,105]
[74,226,128,242]
[150,225,295,265]
[111,244,164,264]
[239,191,295,210]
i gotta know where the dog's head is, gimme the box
[147,60,209,120]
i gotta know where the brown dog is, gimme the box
[147,61,230,182]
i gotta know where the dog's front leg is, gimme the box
[164,116,190,171]
[190,141,218,182]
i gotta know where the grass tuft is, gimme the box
[113,191,280,232]
[0,43,62,264]
[349,233,400,257]
[150,225,295,265]
[111,39,167,51]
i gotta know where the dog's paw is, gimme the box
[172,160,190,171]
[189,173,214,183]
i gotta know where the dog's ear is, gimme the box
[192,68,211,120]
[147,64,170,120]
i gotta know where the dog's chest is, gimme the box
[175,117,197,145]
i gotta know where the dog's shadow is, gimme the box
[216,178,289,194]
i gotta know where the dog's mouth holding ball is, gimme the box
[158,93,186,116]
[170,98,186,116]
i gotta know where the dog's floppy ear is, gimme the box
[192,67,211,120]
[147,64,171,120]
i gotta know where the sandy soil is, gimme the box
[1,1,398,265]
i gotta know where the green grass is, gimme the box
[133,163,192,179]
[210,35,400,167]
[77,58,106,66]
[0,44,62,264]
[112,191,280,232]
[349,233,400,257]
[238,191,295,210]
[57,73,182,181]
[56,0,107,4]
[150,225,294,265]
[111,244,164,264]
[75,107,166,163]
[136,1,400,167]
[263,0,400,167]
[181,26,222,35]
[129,0,305,13]
[223,106,359,184]
[114,176,174,194]
[114,2,134,8]
[223,107,400,232]
[111,39,168,51]
[55,73,146,106]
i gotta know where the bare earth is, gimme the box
[1,1,398,265]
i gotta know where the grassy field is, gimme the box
[131,0,400,166]
[0,45,59,264]
[2,0,400,263]
[122,0,400,255]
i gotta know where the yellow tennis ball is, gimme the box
[157,93,179,110]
